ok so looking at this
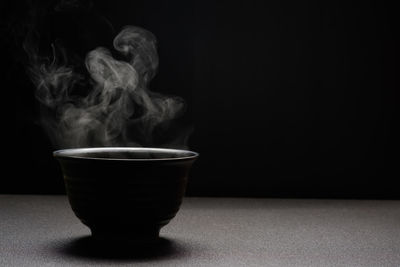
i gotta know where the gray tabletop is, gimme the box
[1,195,399,266]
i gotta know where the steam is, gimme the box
[26,25,186,148]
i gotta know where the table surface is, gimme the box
[1,195,400,267]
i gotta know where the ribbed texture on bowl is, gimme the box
[55,148,197,242]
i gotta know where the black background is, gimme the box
[3,0,399,197]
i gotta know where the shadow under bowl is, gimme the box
[54,147,198,243]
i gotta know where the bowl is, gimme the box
[54,147,198,243]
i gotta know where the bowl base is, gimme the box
[90,226,161,244]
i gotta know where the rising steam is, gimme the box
[26,25,186,148]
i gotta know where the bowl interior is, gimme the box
[53,147,198,161]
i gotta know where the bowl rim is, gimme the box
[53,147,199,162]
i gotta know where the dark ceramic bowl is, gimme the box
[54,147,198,243]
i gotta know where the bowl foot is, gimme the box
[90,226,161,244]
